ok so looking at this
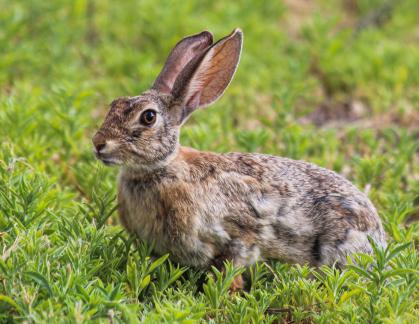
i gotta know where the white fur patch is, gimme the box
[100,139,119,154]
[276,210,313,236]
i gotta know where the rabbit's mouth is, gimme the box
[95,152,121,166]
[100,158,120,166]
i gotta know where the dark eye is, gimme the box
[139,109,157,126]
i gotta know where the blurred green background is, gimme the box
[1,0,418,322]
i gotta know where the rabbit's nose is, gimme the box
[92,134,107,153]
[95,142,106,153]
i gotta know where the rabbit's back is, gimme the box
[222,151,386,265]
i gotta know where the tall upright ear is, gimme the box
[152,31,213,94]
[172,28,243,122]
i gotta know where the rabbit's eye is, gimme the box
[139,109,157,126]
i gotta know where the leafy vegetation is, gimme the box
[1,0,418,322]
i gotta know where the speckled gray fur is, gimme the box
[92,30,386,280]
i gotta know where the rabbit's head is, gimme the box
[93,29,242,168]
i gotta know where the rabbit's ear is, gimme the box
[152,31,213,94]
[172,28,243,123]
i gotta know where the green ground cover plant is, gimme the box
[0,0,418,322]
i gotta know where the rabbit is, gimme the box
[92,28,386,290]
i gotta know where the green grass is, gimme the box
[1,0,418,322]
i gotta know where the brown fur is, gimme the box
[230,275,245,293]
[92,29,386,287]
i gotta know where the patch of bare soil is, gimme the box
[300,99,419,131]
[300,99,369,127]
[281,0,318,36]
[281,0,362,36]
[282,0,398,35]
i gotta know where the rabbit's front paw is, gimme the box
[229,274,244,293]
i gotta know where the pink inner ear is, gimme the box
[185,92,201,110]
[181,29,243,109]
[152,31,213,94]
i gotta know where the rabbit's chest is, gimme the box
[119,187,163,243]
[118,178,221,267]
